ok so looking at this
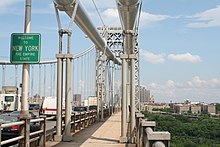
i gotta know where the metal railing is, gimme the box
[0,110,99,147]
[70,110,97,132]
[0,115,55,147]
[0,120,25,146]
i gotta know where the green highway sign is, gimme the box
[10,33,41,63]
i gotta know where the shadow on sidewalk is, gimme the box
[90,136,119,143]
[50,117,111,147]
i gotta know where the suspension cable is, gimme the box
[76,58,79,95]
[53,63,56,96]
[2,65,6,86]
[50,64,52,96]
[15,65,18,88]
[39,64,42,98]
[91,0,105,26]
[44,65,46,97]
[80,57,83,102]
[72,59,74,102]
[31,65,34,97]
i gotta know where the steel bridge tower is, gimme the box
[96,26,140,116]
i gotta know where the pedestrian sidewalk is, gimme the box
[46,112,129,147]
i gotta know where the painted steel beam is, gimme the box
[116,0,141,30]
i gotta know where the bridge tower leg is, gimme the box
[96,50,106,121]
[120,57,128,142]
[53,1,78,141]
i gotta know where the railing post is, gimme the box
[90,111,93,125]
[71,113,75,133]
[85,112,88,127]
[0,123,2,147]
[82,112,85,129]
[39,116,46,146]
[79,112,82,130]
[136,113,144,147]
[141,120,156,147]
[19,118,30,147]
[87,111,90,126]
[91,111,94,124]
[94,110,97,123]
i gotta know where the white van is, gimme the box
[0,94,21,112]
[40,97,65,116]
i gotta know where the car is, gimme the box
[29,104,40,110]
[88,105,97,111]
[0,111,40,142]
[73,106,88,113]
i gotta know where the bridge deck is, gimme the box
[46,112,129,147]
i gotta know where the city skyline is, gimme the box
[0,0,220,103]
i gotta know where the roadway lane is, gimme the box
[30,110,56,130]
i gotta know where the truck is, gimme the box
[88,96,97,106]
[0,86,21,112]
[40,97,66,116]
[88,96,97,110]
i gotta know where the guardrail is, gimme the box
[0,115,55,147]
[0,110,99,147]
[70,110,97,132]
[0,120,25,146]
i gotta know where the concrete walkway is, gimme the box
[46,112,129,147]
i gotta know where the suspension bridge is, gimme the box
[0,0,171,147]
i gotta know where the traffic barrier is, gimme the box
[0,109,110,146]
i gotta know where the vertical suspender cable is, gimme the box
[82,56,84,101]
[2,65,6,86]
[72,59,75,102]
[39,64,41,98]
[87,50,91,97]
[76,58,79,95]
[84,54,87,100]
[83,55,86,101]
[50,64,52,96]
[15,65,18,88]
[44,65,46,97]
[53,63,56,96]
[93,49,96,96]
[80,57,83,101]
[31,65,34,98]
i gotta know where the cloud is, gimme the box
[79,0,119,26]
[166,80,175,88]
[167,53,201,63]
[101,9,171,28]
[187,76,207,87]
[186,5,220,28]
[80,0,173,28]
[148,80,176,97]
[141,51,201,64]
[102,8,121,27]
[148,76,220,103]
[140,11,172,28]
[81,0,116,10]
[141,11,171,22]
[140,50,165,64]
[0,0,22,14]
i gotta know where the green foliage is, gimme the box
[216,103,220,113]
[142,111,220,146]
[152,108,175,113]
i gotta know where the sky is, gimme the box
[0,0,220,103]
